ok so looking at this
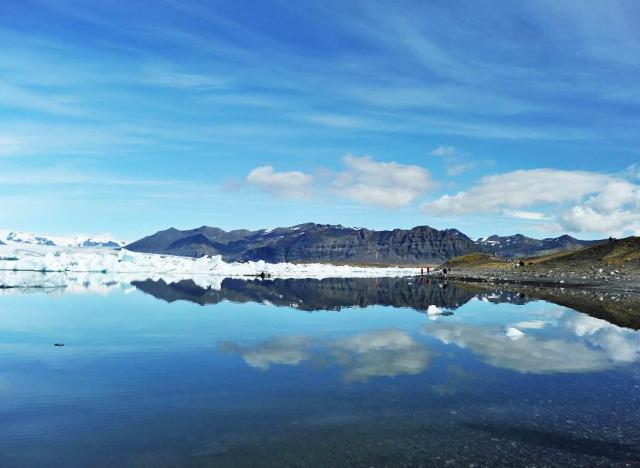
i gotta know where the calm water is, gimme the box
[1,276,639,467]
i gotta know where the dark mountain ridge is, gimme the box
[126,223,603,265]
[476,233,602,258]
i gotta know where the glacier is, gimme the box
[0,245,421,290]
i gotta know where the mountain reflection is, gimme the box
[132,277,526,313]
[131,277,640,330]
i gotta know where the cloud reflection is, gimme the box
[330,330,432,382]
[218,337,311,370]
[218,329,431,382]
[422,311,640,374]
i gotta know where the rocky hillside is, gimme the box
[532,236,640,269]
[126,223,480,265]
[126,223,604,265]
[441,237,640,289]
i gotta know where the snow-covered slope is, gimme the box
[0,230,125,248]
[0,245,421,289]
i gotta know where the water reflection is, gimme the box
[330,330,432,382]
[199,279,640,378]
[132,277,491,313]
[219,313,640,378]
[219,329,432,382]
[421,314,640,374]
[218,337,311,371]
[130,277,640,331]
[2,274,640,465]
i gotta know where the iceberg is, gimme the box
[427,305,442,315]
[505,327,525,340]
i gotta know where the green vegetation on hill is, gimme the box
[443,237,640,271]
[442,253,508,269]
[537,237,640,266]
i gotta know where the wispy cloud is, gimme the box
[0,80,85,117]
[2,1,639,234]
[0,134,23,155]
[431,145,476,176]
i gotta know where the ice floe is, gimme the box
[427,305,442,315]
[504,327,525,340]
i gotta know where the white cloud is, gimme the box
[431,145,457,157]
[502,209,549,221]
[245,155,434,208]
[446,161,476,176]
[422,169,604,214]
[305,114,366,129]
[431,145,476,176]
[422,168,640,236]
[335,155,435,208]
[559,206,640,236]
[246,165,314,199]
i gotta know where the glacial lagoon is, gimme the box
[0,276,639,467]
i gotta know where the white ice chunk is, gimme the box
[505,327,525,340]
[0,244,421,289]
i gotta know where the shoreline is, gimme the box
[436,265,640,292]
[440,270,640,330]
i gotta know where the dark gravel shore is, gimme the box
[439,265,640,329]
[441,262,640,289]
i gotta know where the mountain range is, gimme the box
[475,233,602,258]
[0,230,125,248]
[125,223,603,264]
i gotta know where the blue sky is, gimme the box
[1,0,639,240]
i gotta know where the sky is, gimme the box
[1,0,639,241]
